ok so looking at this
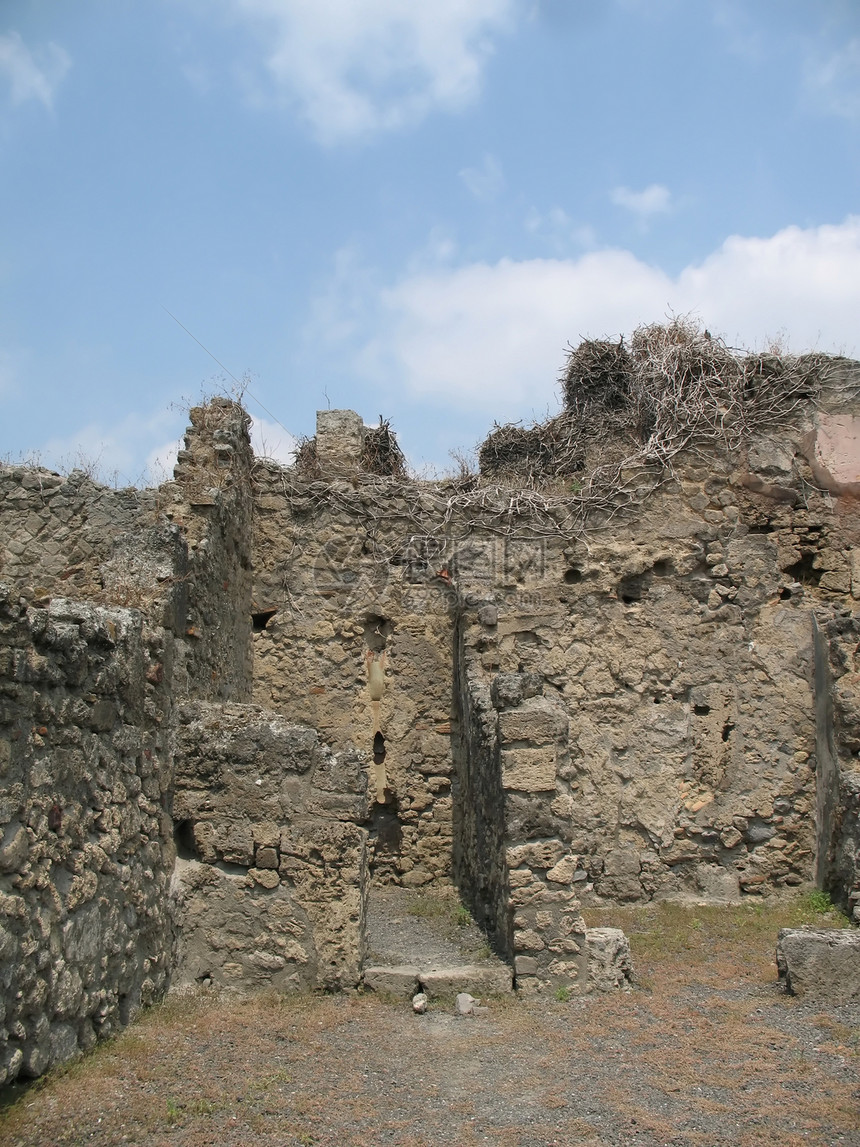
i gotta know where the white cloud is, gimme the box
[223,0,518,142]
[460,153,505,201]
[344,217,860,420]
[806,37,860,119]
[610,183,673,219]
[525,206,596,250]
[0,31,70,108]
[249,415,297,464]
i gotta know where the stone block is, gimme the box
[513,928,545,952]
[546,854,578,884]
[249,867,280,889]
[316,409,365,470]
[603,847,641,876]
[586,928,633,992]
[491,672,542,709]
[419,964,513,997]
[507,840,565,869]
[255,847,279,870]
[776,927,860,1003]
[498,700,568,745]
[48,1023,80,1065]
[501,747,557,792]
[505,794,569,841]
[0,821,29,873]
[363,965,420,998]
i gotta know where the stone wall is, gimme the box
[0,397,259,1082]
[241,371,860,992]
[250,463,457,887]
[4,354,860,1070]
[0,591,174,1084]
[168,398,255,702]
[170,701,368,991]
[0,464,154,602]
[814,611,860,920]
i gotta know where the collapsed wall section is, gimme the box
[170,701,369,991]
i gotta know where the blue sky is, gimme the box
[2,0,859,482]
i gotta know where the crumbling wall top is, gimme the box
[315,409,366,472]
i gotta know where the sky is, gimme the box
[1,0,860,484]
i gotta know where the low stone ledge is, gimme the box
[419,964,513,997]
[776,927,860,1003]
[362,965,420,998]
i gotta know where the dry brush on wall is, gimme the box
[480,318,849,517]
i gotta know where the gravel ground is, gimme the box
[1,899,858,1147]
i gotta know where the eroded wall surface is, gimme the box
[0,398,259,1082]
[251,464,458,887]
[170,700,368,991]
[0,592,174,1083]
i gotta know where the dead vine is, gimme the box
[264,320,858,551]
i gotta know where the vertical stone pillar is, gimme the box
[316,410,365,473]
[499,697,588,995]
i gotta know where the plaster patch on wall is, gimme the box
[809,414,860,495]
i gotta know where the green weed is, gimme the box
[804,889,834,914]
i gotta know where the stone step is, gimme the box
[362,962,513,1000]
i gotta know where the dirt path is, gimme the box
[363,884,510,976]
[1,900,858,1147]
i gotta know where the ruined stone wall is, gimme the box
[0,397,258,1080]
[250,461,457,887]
[242,376,860,994]
[170,701,368,992]
[5,365,860,1041]
[829,773,860,922]
[0,591,174,1084]
[0,465,155,602]
[452,619,511,954]
[814,611,860,920]
[163,397,255,702]
[448,390,860,990]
